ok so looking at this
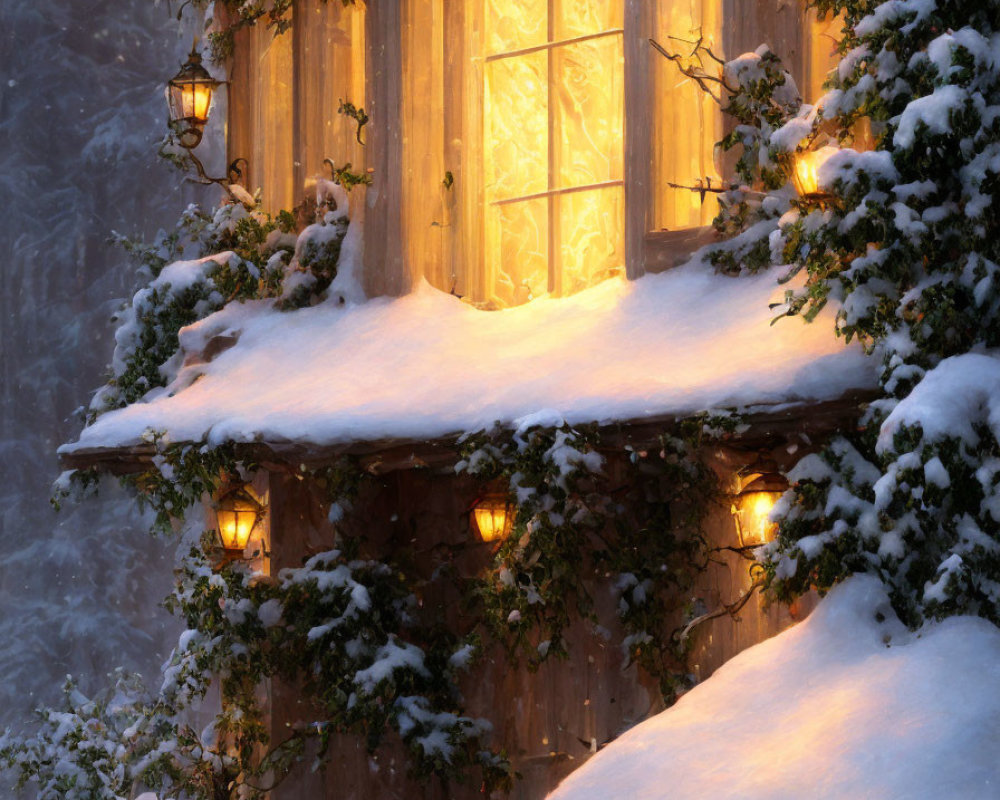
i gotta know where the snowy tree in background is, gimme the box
[0,0,223,724]
[750,0,1000,625]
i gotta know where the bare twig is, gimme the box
[182,151,249,203]
[649,36,735,105]
[675,578,763,644]
[711,544,764,560]
[665,34,728,67]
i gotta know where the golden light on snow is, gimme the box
[483,0,624,304]
[732,475,787,547]
[792,145,839,198]
[473,495,514,543]
[214,486,263,555]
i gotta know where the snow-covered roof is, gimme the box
[549,576,1000,800]
[62,262,876,457]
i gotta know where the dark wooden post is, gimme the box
[363,0,410,297]
[624,0,654,281]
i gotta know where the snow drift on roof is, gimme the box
[63,262,875,453]
[549,575,1000,800]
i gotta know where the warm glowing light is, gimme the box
[167,47,222,148]
[483,0,624,305]
[792,145,839,198]
[215,487,262,554]
[732,475,787,547]
[473,496,514,543]
[654,0,722,230]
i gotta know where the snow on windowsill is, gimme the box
[62,262,876,455]
[548,575,1000,800]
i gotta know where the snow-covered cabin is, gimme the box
[59,2,877,798]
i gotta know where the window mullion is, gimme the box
[484,28,624,63]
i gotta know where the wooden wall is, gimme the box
[225,3,366,215]
[265,446,806,799]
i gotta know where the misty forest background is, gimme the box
[0,0,226,727]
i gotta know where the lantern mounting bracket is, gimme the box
[182,151,250,196]
[167,44,251,204]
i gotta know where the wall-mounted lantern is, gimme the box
[792,145,839,200]
[731,473,787,548]
[166,45,248,197]
[472,493,515,543]
[213,485,265,559]
[167,47,222,149]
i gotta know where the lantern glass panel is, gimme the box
[191,81,214,122]
[169,80,213,125]
[474,499,512,542]
[734,491,780,547]
[216,491,260,552]
[793,145,838,197]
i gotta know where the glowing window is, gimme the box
[483,1,625,305]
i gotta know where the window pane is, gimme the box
[555,35,624,190]
[491,198,549,305]
[554,0,623,40]
[486,0,548,54]
[559,186,624,295]
[485,51,549,202]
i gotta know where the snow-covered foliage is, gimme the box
[457,415,722,700]
[772,0,1000,357]
[0,0,201,731]
[709,46,803,275]
[0,672,163,800]
[64,258,874,454]
[93,190,354,417]
[769,352,1000,625]
[1,541,514,799]
[163,545,511,793]
[695,0,1000,624]
[548,575,1000,799]
[457,420,611,660]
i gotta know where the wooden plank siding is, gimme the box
[263,442,815,799]
[293,0,368,204]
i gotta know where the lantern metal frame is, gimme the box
[470,491,516,544]
[167,47,222,149]
[731,473,787,549]
[166,46,250,199]
[791,144,839,203]
[213,484,266,560]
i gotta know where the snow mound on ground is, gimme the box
[65,262,874,452]
[549,576,1000,800]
